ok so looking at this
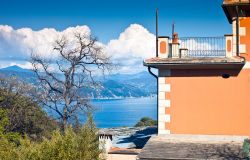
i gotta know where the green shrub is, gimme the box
[0,138,19,160]
[243,139,250,159]
[0,108,20,142]
[0,108,20,160]
[0,113,103,160]
[135,117,157,127]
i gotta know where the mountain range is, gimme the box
[0,65,157,99]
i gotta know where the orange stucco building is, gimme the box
[145,0,250,137]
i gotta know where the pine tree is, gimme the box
[77,113,103,160]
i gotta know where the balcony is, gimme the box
[170,36,226,58]
[143,34,245,70]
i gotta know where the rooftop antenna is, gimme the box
[172,21,175,38]
[156,8,159,57]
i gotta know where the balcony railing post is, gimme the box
[225,34,234,57]
[158,36,169,58]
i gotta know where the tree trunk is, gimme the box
[63,107,67,131]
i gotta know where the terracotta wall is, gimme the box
[240,17,250,60]
[164,69,250,137]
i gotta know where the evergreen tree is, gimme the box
[0,88,58,140]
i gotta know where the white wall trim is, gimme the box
[158,92,165,100]
[239,27,246,36]
[158,130,170,135]
[158,75,171,135]
[158,77,165,84]
[158,107,165,115]
[158,84,171,92]
[159,100,170,107]
[239,44,246,53]
[159,122,165,130]
[159,114,171,122]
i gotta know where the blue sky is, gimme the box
[0,0,232,73]
[0,0,230,43]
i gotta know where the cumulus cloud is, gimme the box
[0,60,32,69]
[0,25,91,60]
[0,24,156,73]
[107,24,155,74]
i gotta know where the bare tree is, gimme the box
[31,33,111,130]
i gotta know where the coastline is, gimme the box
[91,95,157,100]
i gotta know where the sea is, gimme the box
[79,97,157,128]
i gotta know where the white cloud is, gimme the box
[9,62,32,69]
[0,25,91,59]
[107,24,155,74]
[0,60,32,69]
[0,24,156,74]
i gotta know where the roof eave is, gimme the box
[144,61,245,70]
[222,3,250,24]
[222,4,233,24]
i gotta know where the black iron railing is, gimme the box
[170,37,226,57]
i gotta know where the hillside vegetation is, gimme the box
[135,117,157,127]
[0,78,103,160]
[0,88,57,140]
[0,112,102,160]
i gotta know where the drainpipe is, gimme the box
[148,67,157,79]
[148,67,158,133]
[153,8,159,133]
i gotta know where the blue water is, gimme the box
[79,97,157,128]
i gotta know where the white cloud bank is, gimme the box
[0,24,155,74]
[107,24,155,74]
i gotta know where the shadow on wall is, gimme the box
[170,69,243,78]
[117,127,157,149]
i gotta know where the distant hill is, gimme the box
[0,66,157,98]
[0,65,37,83]
[0,65,32,73]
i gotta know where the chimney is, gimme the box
[99,132,113,153]
[171,32,180,58]
[172,32,179,44]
